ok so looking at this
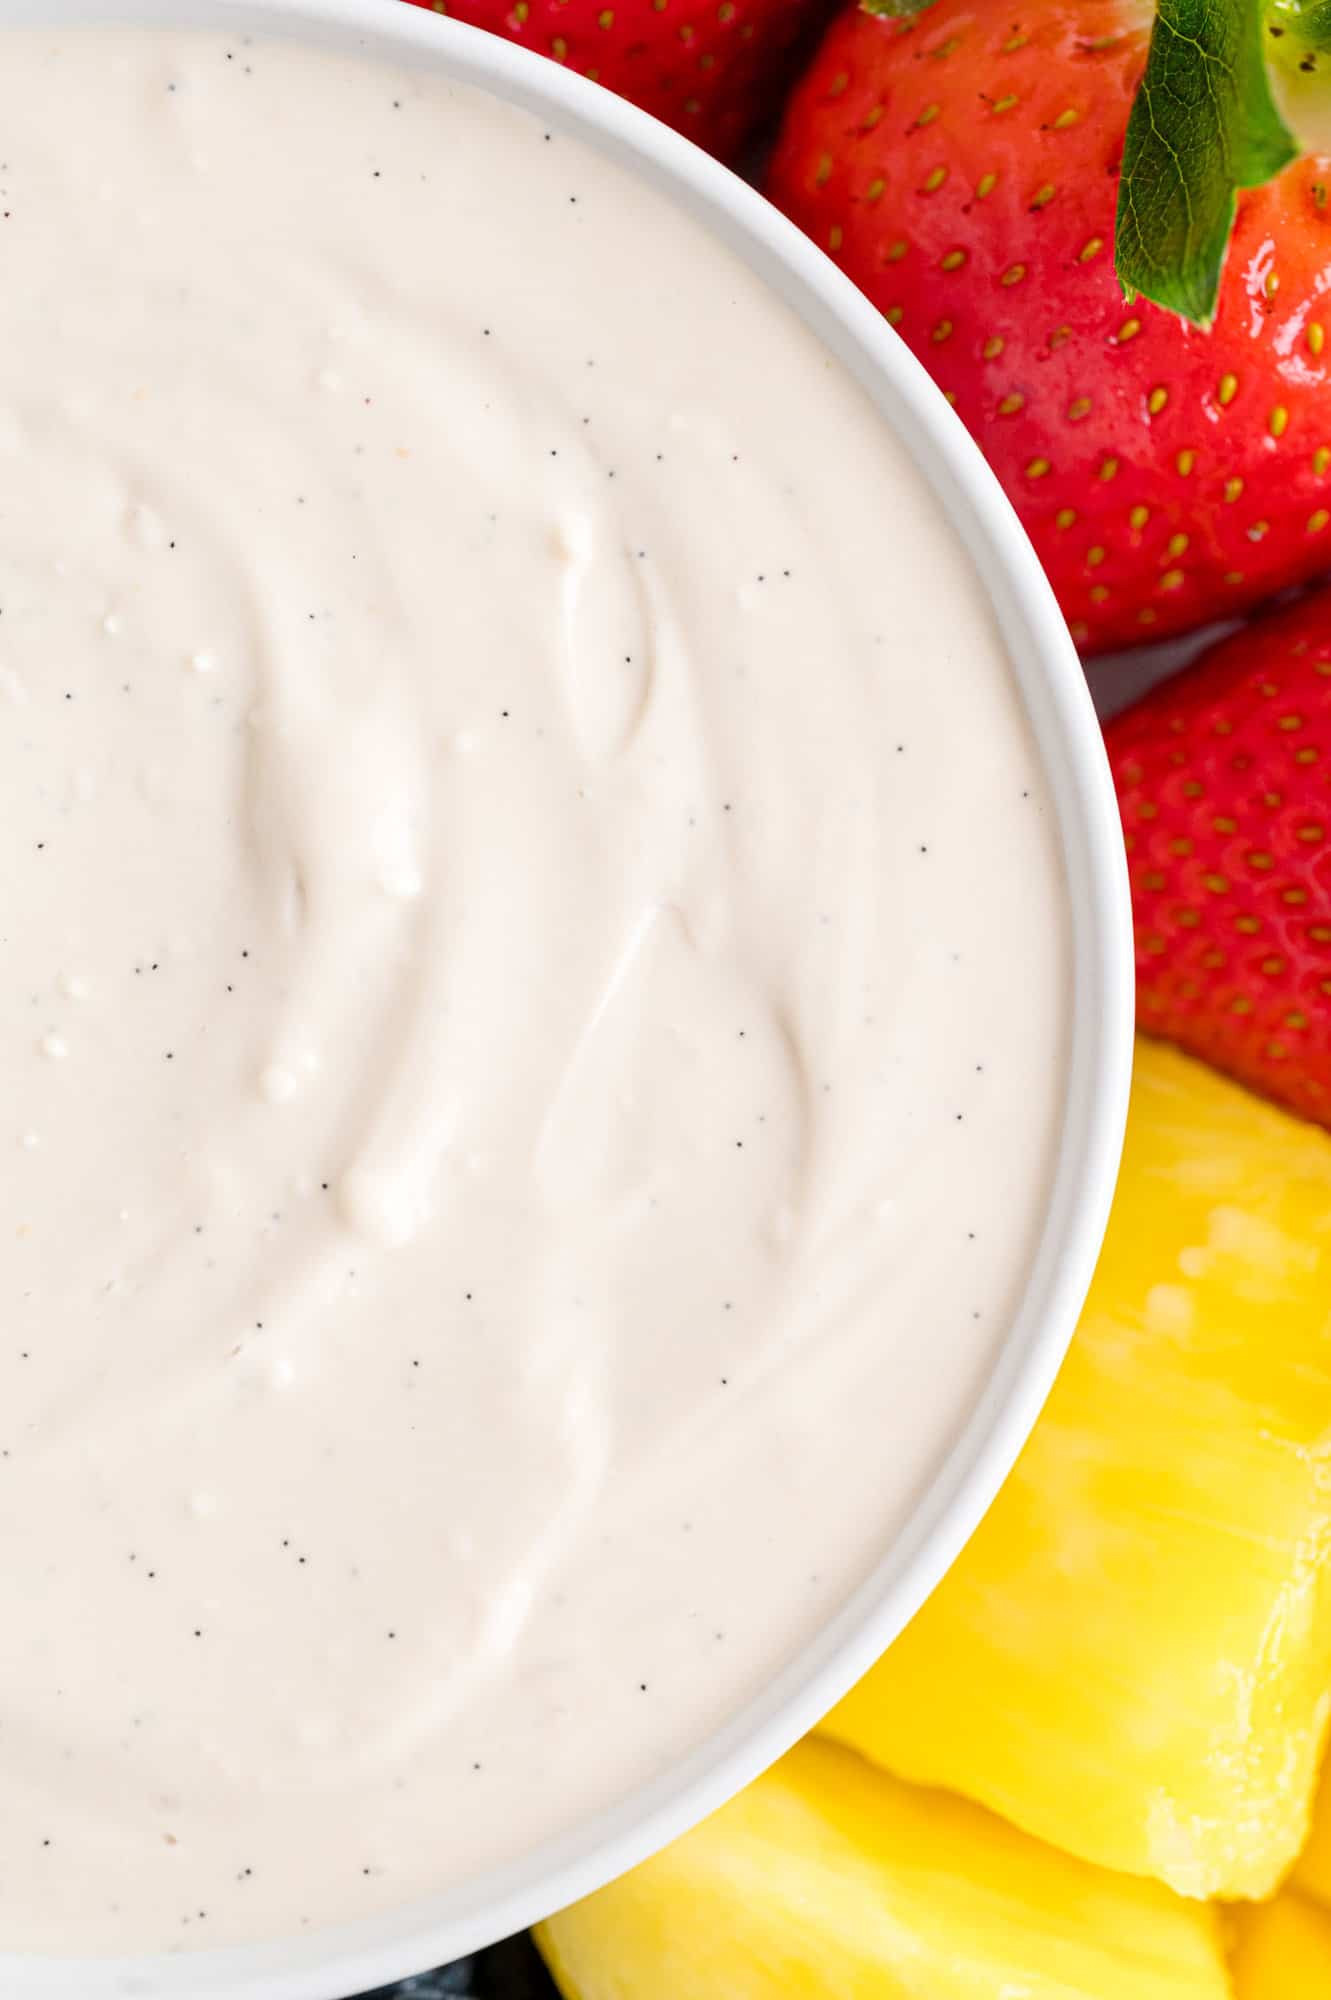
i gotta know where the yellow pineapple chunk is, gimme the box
[1231,1892,1331,1996]
[536,1738,1228,2000]
[824,1039,1331,1900]
[1294,1758,1331,1908]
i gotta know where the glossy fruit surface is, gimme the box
[402,0,824,158]
[1294,1757,1331,1907]
[537,1737,1229,1999]
[824,1039,1331,1899]
[1231,1892,1331,1997]
[767,0,1331,651]
[1108,592,1331,1128]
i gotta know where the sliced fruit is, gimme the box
[1231,1891,1331,1996]
[823,1038,1331,1899]
[1293,1756,1331,1906]
[537,1737,1230,1999]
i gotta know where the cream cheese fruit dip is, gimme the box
[0,22,1069,1954]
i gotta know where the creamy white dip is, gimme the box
[0,25,1068,1951]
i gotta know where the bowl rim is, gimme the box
[0,4,1135,1993]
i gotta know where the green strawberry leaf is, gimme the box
[859,0,941,17]
[1114,0,1299,327]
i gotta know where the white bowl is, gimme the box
[2,3,1134,1994]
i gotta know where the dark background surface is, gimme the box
[360,1936,558,2000]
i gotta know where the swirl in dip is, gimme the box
[0,23,1068,1953]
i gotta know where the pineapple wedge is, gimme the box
[824,1039,1331,1900]
[536,1738,1229,2000]
[1231,1893,1331,1996]
[1293,1758,1331,1908]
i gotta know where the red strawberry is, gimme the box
[1107,591,1331,1127]
[766,0,1331,653]
[401,0,826,159]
